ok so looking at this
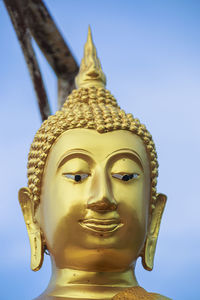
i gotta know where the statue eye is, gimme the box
[63,174,89,182]
[112,173,139,181]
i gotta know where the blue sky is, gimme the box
[0,1,200,299]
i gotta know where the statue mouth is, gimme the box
[79,218,124,234]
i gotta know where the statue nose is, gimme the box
[87,172,117,212]
[87,196,117,212]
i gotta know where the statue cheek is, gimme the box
[117,198,148,258]
[43,203,86,265]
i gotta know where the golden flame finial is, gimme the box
[75,26,106,89]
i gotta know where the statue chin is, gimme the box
[18,27,170,300]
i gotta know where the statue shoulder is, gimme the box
[152,293,172,300]
[112,287,172,300]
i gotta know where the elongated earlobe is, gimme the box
[18,187,44,271]
[142,193,167,271]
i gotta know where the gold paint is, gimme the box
[75,26,106,89]
[18,187,43,271]
[112,286,171,299]
[18,28,169,299]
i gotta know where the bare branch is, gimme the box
[58,78,76,109]
[3,0,51,121]
[19,0,79,108]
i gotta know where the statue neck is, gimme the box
[44,259,138,299]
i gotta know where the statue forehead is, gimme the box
[46,128,149,168]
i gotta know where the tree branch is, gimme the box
[19,0,79,108]
[3,0,51,121]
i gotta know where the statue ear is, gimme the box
[18,187,44,271]
[142,193,167,271]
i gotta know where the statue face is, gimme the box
[37,129,151,271]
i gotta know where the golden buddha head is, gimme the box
[19,27,166,280]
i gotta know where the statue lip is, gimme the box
[79,218,124,233]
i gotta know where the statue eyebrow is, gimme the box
[107,149,144,171]
[57,149,93,170]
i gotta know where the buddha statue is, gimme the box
[18,27,170,300]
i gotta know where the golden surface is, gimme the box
[19,27,169,299]
[75,26,106,89]
[112,286,171,299]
